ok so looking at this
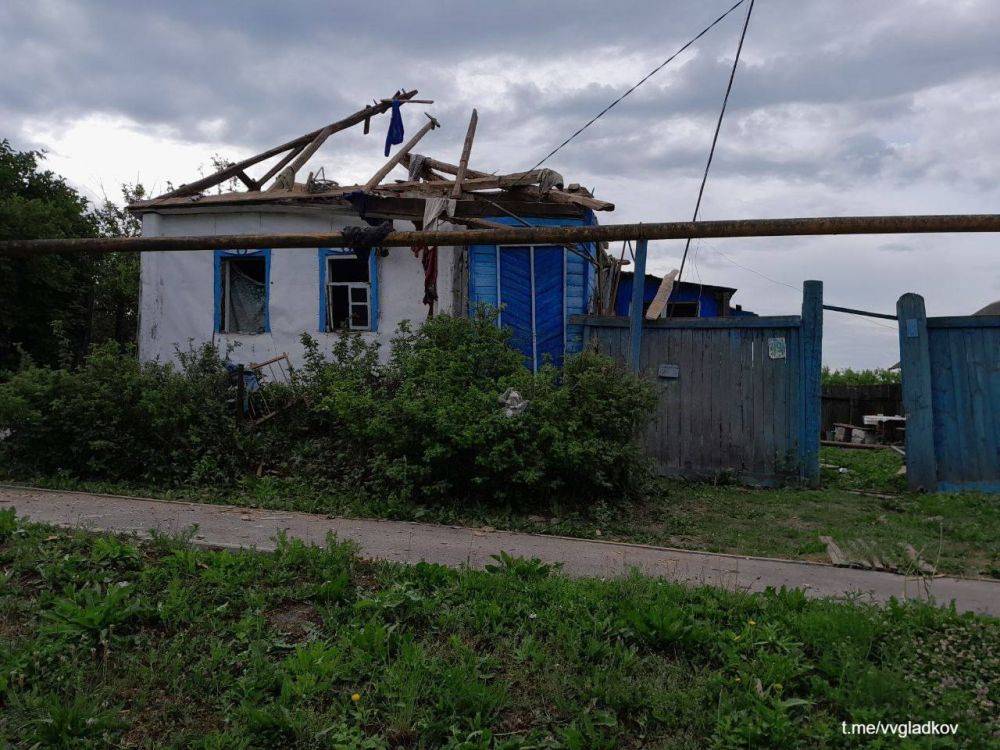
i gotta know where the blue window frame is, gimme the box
[318,247,379,332]
[214,249,270,333]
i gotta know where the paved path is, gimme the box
[2,485,998,617]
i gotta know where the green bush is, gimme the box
[293,313,656,506]
[0,342,247,483]
[0,315,655,507]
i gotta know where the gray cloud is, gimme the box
[3,0,999,368]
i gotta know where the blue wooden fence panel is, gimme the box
[897,293,1000,492]
[575,282,823,486]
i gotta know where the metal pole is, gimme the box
[629,239,648,373]
[2,214,1000,257]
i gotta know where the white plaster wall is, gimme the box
[138,207,456,367]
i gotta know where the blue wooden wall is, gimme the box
[897,293,1000,492]
[468,214,596,369]
[575,282,823,486]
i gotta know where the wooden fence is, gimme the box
[575,282,822,486]
[897,294,1000,492]
[821,383,902,434]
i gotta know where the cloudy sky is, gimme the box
[3,0,998,368]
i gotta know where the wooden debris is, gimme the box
[645,270,679,319]
[364,114,440,191]
[902,543,937,575]
[819,535,848,566]
[270,123,336,191]
[452,109,478,199]
[152,89,419,202]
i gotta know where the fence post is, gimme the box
[896,293,937,490]
[629,239,648,373]
[801,280,823,486]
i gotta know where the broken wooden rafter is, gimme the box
[401,153,492,180]
[270,123,335,191]
[364,114,440,191]
[452,109,478,199]
[401,153,612,210]
[376,170,548,194]
[235,170,257,191]
[152,89,420,202]
[256,143,305,188]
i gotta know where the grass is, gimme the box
[1,509,996,748]
[5,448,997,578]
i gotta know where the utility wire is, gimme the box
[676,0,755,285]
[522,0,749,175]
[713,247,898,332]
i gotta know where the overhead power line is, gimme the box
[677,0,755,284]
[523,0,750,174]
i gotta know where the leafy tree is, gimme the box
[821,366,900,386]
[0,139,142,371]
[0,139,99,369]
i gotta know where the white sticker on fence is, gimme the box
[768,337,787,360]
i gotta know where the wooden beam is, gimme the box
[152,89,419,201]
[375,171,547,194]
[363,115,440,191]
[256,144,305,188]
[512,185,615,212]
[270,124,334,190]
[235,170,257,191]
[645,269,678,319]
[452,109,478,199]
[10,214,1000,257]
[401,153,492,180]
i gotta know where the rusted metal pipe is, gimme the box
[1,214,999,257]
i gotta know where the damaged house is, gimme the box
[129,90,611,371]
[129,88,751,371]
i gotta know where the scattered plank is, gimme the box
[645,270,679,319]
[819,535,848,566]
[903,543,937,575]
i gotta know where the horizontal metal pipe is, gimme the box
[1,213,999,257]
[822,304,898,321]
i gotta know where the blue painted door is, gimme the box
[498,245,565,371]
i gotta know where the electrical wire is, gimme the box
[712,247,898,332]
[676,0,755,285]
[521,0,749,175]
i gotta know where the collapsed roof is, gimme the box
[128,89,614,227]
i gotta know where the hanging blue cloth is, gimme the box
[384,98,404,157]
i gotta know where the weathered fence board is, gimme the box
[897,293,1000,492]
[576,281,822,485]
[821,384,902,434]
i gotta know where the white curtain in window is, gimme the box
[227,264,266,333]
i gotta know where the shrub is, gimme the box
[0,314,656,507]
[296,313,656,506]
[0,341,248,483]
